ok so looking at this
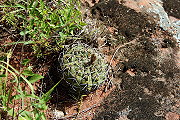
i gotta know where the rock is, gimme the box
[165,112,179,120]
[53,110,65,119]
[120,0,180,45]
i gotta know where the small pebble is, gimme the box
[53,110,64,119]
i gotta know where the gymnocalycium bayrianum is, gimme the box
[60,42,109,94]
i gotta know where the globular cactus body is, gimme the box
[61,42,108,93]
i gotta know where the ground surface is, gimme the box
[77,0,180,120]
[1,0,179,120]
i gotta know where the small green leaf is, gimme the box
[16,4,26,9]
[21,59,31,66]
[20,30,30,36]
[0,74,6,77]
[5,41,36,46]
[28,74,44,83]
[24,41,36,45]
[22,70,34,76]
[8,108,16,117]
[17,14,26,20]
[19,110,32,120]
[41,80,61,102]
[80,22,87,26]
[13,94,22,100]
[33,102,48,110]
[0,5,11,8]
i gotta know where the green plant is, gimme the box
[0,52,61,120]
[1,0,85,56]
[61,42,108,94]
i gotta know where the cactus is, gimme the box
[61,42,108,93]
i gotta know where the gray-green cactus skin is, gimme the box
[61,42,108,93]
